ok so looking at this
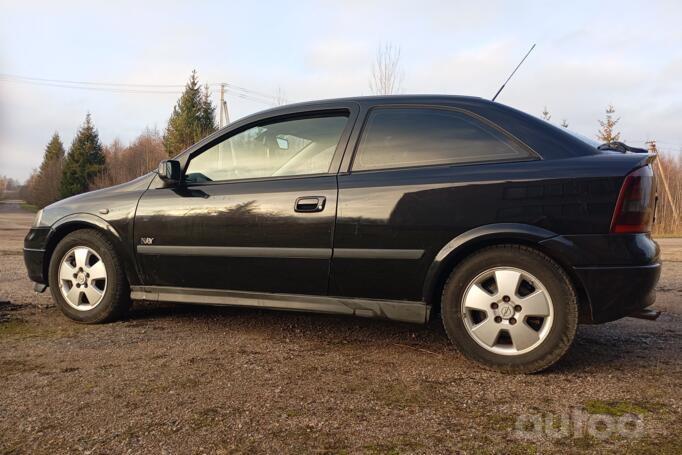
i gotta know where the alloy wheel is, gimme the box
[461,267,554,355]
[58,246,108,311]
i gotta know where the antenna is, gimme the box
[491,43,536,102]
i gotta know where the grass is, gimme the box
[19,202,38,213]
[371,381,440,408]
[0,320,34,337]
[0,358,40,376]
[0,318,88,340]
[486,413,517,431]
[584,400,658,417]
[362,439,427,454]
[624,435,682,455]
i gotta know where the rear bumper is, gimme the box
[573,263,660,323]
[540,233,661,323]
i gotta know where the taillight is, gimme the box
[610,165,656,233]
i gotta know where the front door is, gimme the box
[134,109,355,295]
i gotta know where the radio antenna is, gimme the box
[491,43,536,102]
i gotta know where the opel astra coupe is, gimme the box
[24,95,661,373]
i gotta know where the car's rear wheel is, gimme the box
[441,245,578,373]
[48,229,130,323]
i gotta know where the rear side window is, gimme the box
[352,108,533,171]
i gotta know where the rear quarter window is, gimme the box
[352,107,534,171]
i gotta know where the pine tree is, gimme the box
[60,114,105,198]
[29,133,66,207]
[199,83,217,131]
[597,104,621,143]
[163,71,217,157]
[541,106,551,121]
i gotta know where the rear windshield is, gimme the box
[563,129,599,148]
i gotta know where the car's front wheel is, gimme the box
[441,245,578,373]
[48,229,130,323]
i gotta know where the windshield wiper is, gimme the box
[597,141,649,154]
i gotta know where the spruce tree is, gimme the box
[597,104,621,143]
[42,132,66,165]
[163,71,217,157]
[60,114,105,198]
[30,133,66,207]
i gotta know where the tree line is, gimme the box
[20,70,216,207]
[13,59,681,235]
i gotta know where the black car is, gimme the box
[24,95,660,373]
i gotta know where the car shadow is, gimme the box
[549,315,681,373]
[125,302,680,373]
[126,301,451,346]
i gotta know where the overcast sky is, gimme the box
[1,0,681,181]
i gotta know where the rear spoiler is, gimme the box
[597,141,649,154]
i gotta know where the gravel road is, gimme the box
[1,201,681,454]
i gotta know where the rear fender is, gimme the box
[422,223,558,305]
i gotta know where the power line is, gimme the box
[0,77,182,94]
[0,72,279,102]
[0,73,186,88]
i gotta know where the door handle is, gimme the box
[295,196,326,213]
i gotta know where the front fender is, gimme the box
[50,213,122,242]
[422,223,558,304]
[44,213,140,286]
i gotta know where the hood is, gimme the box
[37,173,156,228]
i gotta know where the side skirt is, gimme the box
[130,286,430,324]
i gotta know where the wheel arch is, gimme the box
[44,214,139,287]
[423,223,592,322]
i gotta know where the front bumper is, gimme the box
[541,233,661,324]
[24,247,47,284]
[23,227,51,286]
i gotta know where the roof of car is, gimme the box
[278,94,487,108]
[246,94,494,121]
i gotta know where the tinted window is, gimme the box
[185,115,347,183]
[352,108,532,171]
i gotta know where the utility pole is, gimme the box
[647,140,679,224]
[219,84,224,127]
[219,83,230,128]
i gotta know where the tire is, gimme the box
[48,229,130,323]
[441,245,578,374]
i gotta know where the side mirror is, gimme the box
[157,160,181,184]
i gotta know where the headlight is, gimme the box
[32,209,44,227]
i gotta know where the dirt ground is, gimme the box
[1,201,681,454]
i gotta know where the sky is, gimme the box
[1,0,681,182]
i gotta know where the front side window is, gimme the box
[185,114,348,183]
[352,108,533,171]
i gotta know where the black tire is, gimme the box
[48,229,130,323]
[441,245,578,374]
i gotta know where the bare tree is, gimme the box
[369,42,403,95]
[27,161,64,208]
[91,128,166,190]
[597,104,621,143]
